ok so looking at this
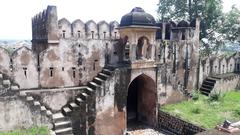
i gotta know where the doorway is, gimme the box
[127,74,157,127]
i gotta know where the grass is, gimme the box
[0,127,49,135]
[161,91,240,129]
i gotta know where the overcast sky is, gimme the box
[0,0,239,40]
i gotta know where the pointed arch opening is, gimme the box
[127,74,157,127]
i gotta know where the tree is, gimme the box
[221,5,240,43]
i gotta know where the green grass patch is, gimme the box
[161,91,240,129]
[0,127,49,135]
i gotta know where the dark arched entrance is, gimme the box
[127,74,157,127]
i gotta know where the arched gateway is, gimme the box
[127,74,157,127]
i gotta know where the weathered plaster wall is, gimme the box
[58,18,72,38]
[210,57,220,75]
[0,47,10,76]
[39,39,112,87]
[219,57,227,74]
[0,96,51,131]
[26,88,84,112]
[95,68,130,135]
[12,47,39,89]
[213,74,240,93]
[72,19,85,39]
[227,57,235,73]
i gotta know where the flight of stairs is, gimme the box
[0,67,114,135]
[199,76,220,96]
[61,67,114,134]
[19,91,73,135]
[0,72,19,94]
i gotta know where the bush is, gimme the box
[208,91,225,102]
[192,107,201,114]
[192,90,200,101]
[234,109,240,117]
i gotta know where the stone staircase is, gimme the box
[0,67,114,135]
[19,91,73,135]
[199,76,220,96]
[0,72,19,95]
[61,67,114,134]
[52,112,73,135]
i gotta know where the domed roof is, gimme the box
[120,7,156,27]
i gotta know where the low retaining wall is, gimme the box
[158,110,205,135]
[213,74,240,93]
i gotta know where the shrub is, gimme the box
[192,107,201,114]
[192,90,200,101]
[234,109,240,117]
[208,91,225,102]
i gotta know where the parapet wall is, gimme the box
[0,96,51,131]
[156,19,200,41]
[158,110,205,135]
[0,38,120,89]
[213,74,240,93]
[58,18,120,40]
[200,53,239,80]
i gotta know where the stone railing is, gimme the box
[158,110,205,135]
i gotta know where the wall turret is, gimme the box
[32,6,59,54]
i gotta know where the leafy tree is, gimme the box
[221,5,240,43]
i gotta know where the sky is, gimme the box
[0,0,239,40]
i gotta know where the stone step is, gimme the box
[46,110,53,117]
[75,97,84,105]
[97,73,109,80]
[206,78,216,83]
[102,68,112,75]
[202,84,213,89]
[52,113,66,122]
[26,96,34,102]
[62,107,72,116]
[200,90,209,96]
[210,76,221,80]
[11,85,19,91]
[20,91,27,97]
[200,87,211,92]
[79,93,89,101]
[54,120,71,130]
[68,102,79,110]
[93,77,104,85]
[40,106,47,113]
[33,101,41,106]
[3,80,11,87]
[85,87,94,95]
[203,80,215,86]
[88,81,100,90]
[55,127,72,135]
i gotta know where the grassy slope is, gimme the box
[161,91,240,129]
[0,127,49,135]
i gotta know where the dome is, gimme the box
[120,7,156,27]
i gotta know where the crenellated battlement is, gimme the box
[156,19,200,41]
[201,53,240,79]
[57,18,120,40]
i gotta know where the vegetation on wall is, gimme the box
[161,91,240,129]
